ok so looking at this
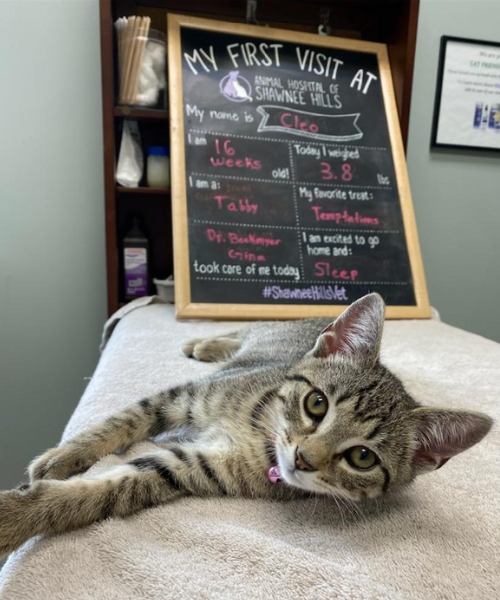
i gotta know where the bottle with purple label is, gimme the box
[481,105,489,130]
[123,216,150,299]
[474,103,483,128]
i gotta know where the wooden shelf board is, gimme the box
[116,186,170,195]
[114,106,168,120]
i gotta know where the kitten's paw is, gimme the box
[192,338,241,362]
[181,338,206,358]
[29,446,94,483]
[182,335,241,361]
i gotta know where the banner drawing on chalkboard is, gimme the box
[257,105,362,141]
[168,14,430,319]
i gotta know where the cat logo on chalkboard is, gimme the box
[220,71,253,102]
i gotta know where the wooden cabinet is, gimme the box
[99,0,420,316]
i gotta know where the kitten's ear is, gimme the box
[412,407,493,474]
[310,293,385,362]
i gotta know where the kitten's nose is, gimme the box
[295,448,315,471]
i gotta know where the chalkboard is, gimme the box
[168,14,430,319]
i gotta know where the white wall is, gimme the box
[0,0,106,489]
[407,0,500,342]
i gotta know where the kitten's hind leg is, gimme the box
[0,462,186,557]
[182,332,241,362]
[3,442,233,556]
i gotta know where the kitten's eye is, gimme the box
[344,446,378,470]
[304,391,328,420]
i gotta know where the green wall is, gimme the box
[407,0,500,342]
[0,0,107,490]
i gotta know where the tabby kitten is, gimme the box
[0,293,492,556]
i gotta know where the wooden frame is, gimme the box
[431,36,500,152]
[168,13,430,320]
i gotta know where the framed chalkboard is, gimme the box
[168,14,430,319]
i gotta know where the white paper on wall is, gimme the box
[436,40,500,149]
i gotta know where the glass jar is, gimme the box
[117,26,167,108]
[146,146,170,188]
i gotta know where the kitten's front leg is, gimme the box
[29,383,192,483]
[29,442,100,484]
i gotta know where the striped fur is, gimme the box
[0,294,492,556]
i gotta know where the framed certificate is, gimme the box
[432,36,500,152]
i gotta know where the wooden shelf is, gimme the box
[100,0,420,317]
[114,106,168,120]
[116,186,170,195]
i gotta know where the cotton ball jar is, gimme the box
[146,146,170,189]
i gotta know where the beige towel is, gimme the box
[0,304,498,599]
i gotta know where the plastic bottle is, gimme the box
[123,217,150,299]
[481,105,489,129]
[147,146,170,188]
[473,103,483,128]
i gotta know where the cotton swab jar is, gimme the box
[115,17,167,108]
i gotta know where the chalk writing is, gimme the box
[180,26,416,306]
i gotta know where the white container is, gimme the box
[154,276,175,303]
[147,146,170,188]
